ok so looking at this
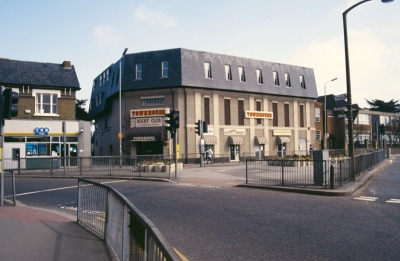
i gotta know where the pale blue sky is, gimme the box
[1,0,399,109]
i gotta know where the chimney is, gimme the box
[63,61,71,69]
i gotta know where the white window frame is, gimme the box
[316,130,321,143]
[357,114,370,125]
[256,69,263,84]
[300,75,306,89]
[315,108,321,122]
[225,65,232,80]
[285,73,291,87]
[238,66,246,82]
[161,61,168,78]
[32,89,60,116]
[273,71,280,86]
[204,62,212,78]
[136,64,143,80]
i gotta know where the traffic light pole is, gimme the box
[0,86,4,206]
[174,131,178,178]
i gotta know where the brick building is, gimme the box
[0,58,91,166]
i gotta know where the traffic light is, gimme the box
[165,109,180,129]
[380,124,385,135]
[171,110,179,129]
[165,110,174,131]
[3,88,19,119]
[195,120,202,136]
[203,121,208,133]
[194,120,204,136]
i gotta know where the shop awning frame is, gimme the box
[228,136,245,145]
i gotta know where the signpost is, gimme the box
[335,93,347,101]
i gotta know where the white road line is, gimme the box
[386,199,400,204]
[16,180,127,196]
[16,186,78,196]
[354,196,378,202]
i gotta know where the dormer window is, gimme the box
[136,64,143,80]
[256,69,263,84]
[285,73,291,87]
[162,61,168,78]
[300,75,306,89]
[273,71,280,86]
[225,65,232,80]
[204,62,212,78]
[238,66,246,82]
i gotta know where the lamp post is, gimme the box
[324,78,337,150]
[119,48,128,167]
[343,0,393,181]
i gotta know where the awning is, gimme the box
[204,135,218,145]
[255,136,268,145]
[126,127,162,141]
[276,136,290,144]
[228,136,245,145]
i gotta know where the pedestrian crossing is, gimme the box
[354,196,400,204]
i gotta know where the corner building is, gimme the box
[89,48,318,162]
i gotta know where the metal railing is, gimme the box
[2,170,16,206]
[245,149,388,189]
[245,159,350,188]
[2,155,179,178]
[77,178,181,261]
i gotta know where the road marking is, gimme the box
[16,180,127,196]
[354,196,378,202]
[16,185,78,196]
[386,199,400,204]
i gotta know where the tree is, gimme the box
[76,99,90,120]
[364,99,400,113]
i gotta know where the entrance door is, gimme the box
[60,143,78,167]
[229,145,240,162]
[278,143,286,157]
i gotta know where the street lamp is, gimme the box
[119,48,128,167]
[343,0,394,181]
[324,78,337,150]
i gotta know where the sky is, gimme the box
[1,0,399,110]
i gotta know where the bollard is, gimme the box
[330,164,334,189]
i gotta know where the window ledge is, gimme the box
[34,113,60,117]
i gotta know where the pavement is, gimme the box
[0,156,394,261]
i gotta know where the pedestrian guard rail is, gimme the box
[1,170,16,206]
[2,155,180,178]
[245,149,389,188]
[77,178,181,261]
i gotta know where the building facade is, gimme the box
[318,94,400,150]
[89,48,319,161]
[0,58,91,167]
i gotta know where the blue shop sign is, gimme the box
[34,127,50,136]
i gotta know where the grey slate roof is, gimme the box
[89,48,318,117]
[0,59,80,89]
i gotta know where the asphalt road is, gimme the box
[14,157,400,261]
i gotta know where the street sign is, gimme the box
[335,93,347,101]
[338,114,347,118]
[334,107,347,111]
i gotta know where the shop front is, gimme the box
[128,108,169,157]
[3,119,90,169]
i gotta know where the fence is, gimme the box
[77,178,181,261]
[2,155,181,178]
[1,170,16,206]
[245,149,389,188]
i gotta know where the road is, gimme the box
[14,156,400,261]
